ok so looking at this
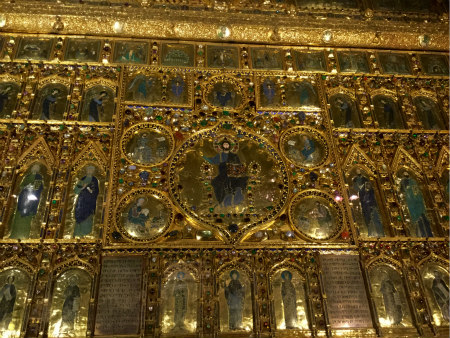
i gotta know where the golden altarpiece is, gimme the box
[0,0,448,337]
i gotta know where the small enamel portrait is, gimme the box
[16,38,53,61]
[285,81,319,108]
[207,46,239,69]
[419,54,449,76]
[80,85,115,122]
[337,51,370,73]
[290,195,340,240]
[65,39,101,62]
[280,128,328,168]
[32,83,68,121]
[251,48,283,70]
[114,41,148,64]
[120,193,171,240]
[125,74,162,104]
[372,95,404,129]
[378,53,412,75]
[329,93,361,128]
[295,51,327,72]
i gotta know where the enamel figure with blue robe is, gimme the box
[73,166,99,237]
[335,97,354,127]
[10,164,44,239]
[214,84,235,107]
[399,172,433,237]
[60,276,80,335]
[88,91,108,122]
[224,270,245,330]
[170,76,185,104]
[352,170,385,237]
[262,79,276,106]
[203,140,248,208]
[300,135,316,162]
[40,88,60,120]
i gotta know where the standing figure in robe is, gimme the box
[60,276,80,334]
[88,91,108,122]
[431,271,449,322]
[9,164,44,239]
[417,99,440,130]
[40,88,60,120]
[203,140,248,208]
[352,170,385,237]
[380,273,403,325]
[170,77,185,104]
[399,172,433,237]
[335,97,353,127]
[300,135,316,163]
[224,270,245,330]
[262,79,276,105]
[281,270,298,329]
[132,133,153,164]
[379,99,395,128]
[73,166,99,237]
[0,275,16,330]
[0,85,13,116]
[173,271,188,331]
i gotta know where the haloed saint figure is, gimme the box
[10,164,44,239]
[380,272,403,325]
[431,270,449,321]
[281,271,298,329]
[399,172,432,237]
[73,166,99,237]
[0,275,16,331]
[88,91,109,122]
[60,276,80,335]
[225,270,245,330]
[203,139,248,209]
[352,170,384,237]
[173,272,188,331]
[40,88,61,120]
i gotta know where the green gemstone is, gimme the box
[119,178,124,184]
[156,115,162,121]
